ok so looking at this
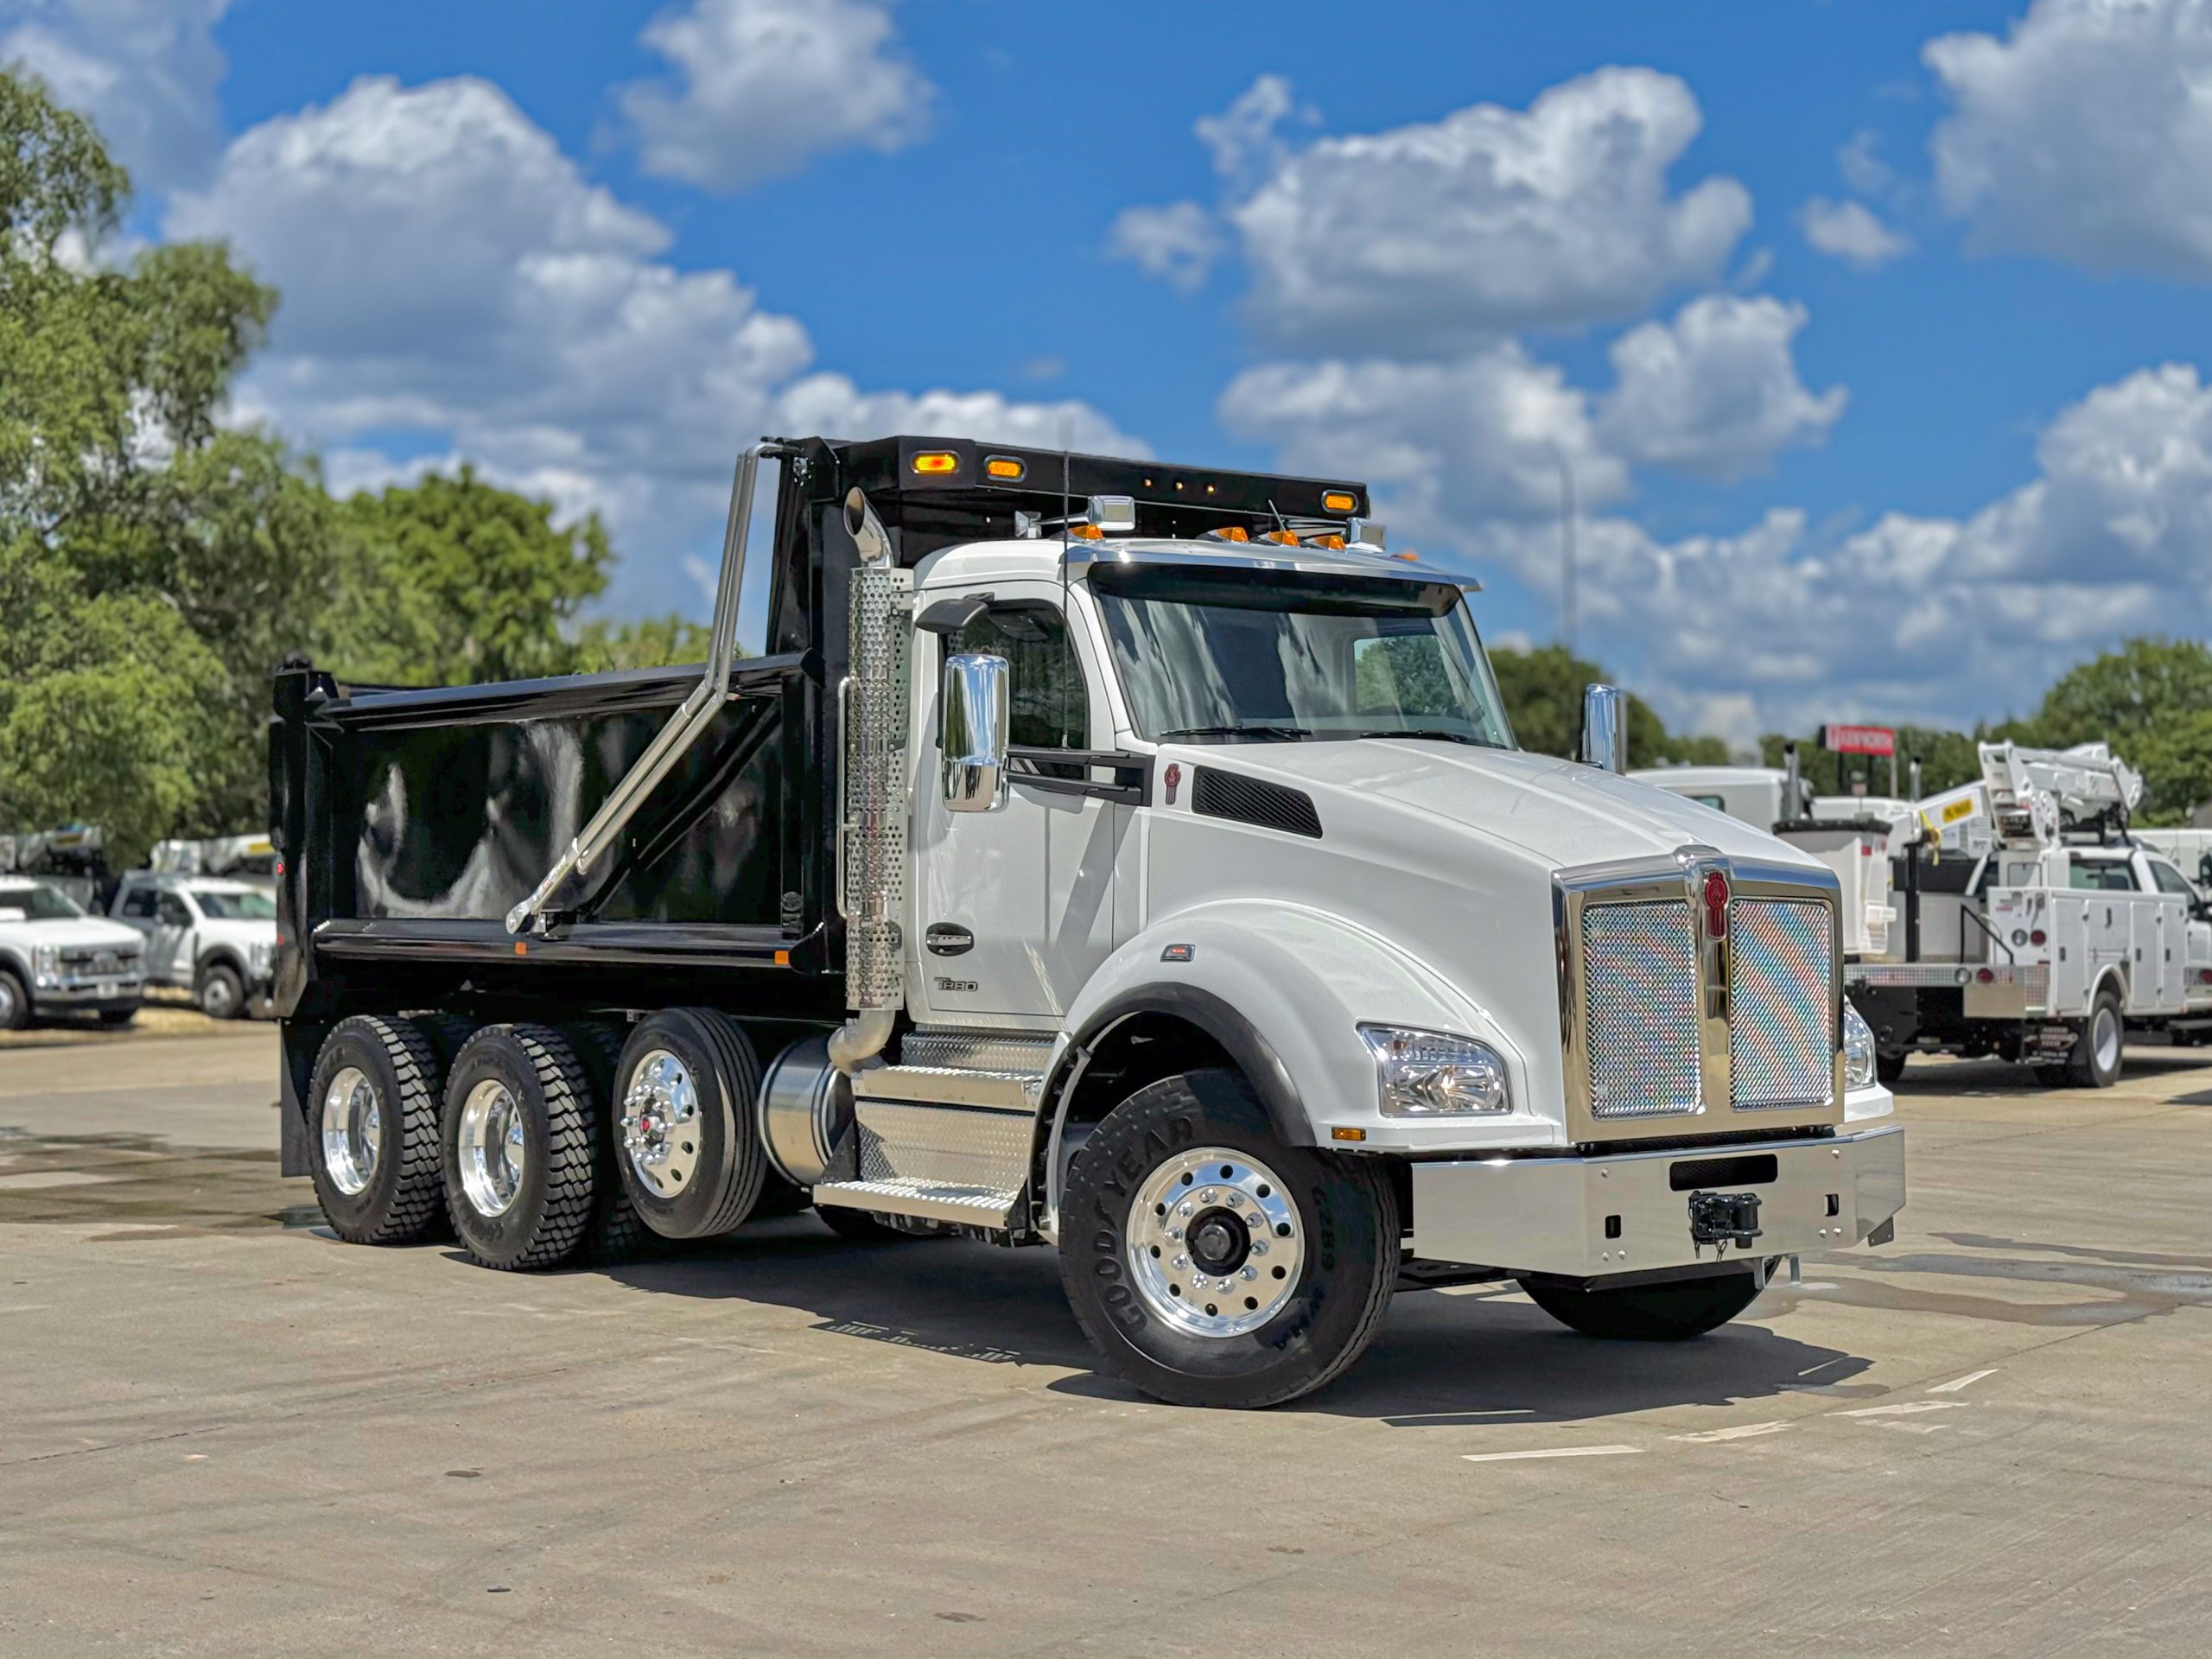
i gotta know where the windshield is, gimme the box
[1090,563,1515,747]
[193,887,276,920]
[0,882,85,921]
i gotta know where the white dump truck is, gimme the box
[273,436,1904,1408]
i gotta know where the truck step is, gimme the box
[812,1178,1020,1230]
[854,1064,1043,1110]
[896,1026,1057,1075]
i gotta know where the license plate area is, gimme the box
[1688,1189,1763,1249]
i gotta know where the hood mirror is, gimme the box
[1580,683,1627,772]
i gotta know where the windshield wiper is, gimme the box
[1156,724,1315,742]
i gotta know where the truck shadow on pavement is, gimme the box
[1888,1049,2212,1097]
[600,1217,1871,1423]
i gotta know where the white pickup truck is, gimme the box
[0,875,146,1029]
[111,873,276,1020]
[276,436,1905,1408]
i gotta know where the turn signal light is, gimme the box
[912,451,959,475]
[984,455,1025,480]
[1308,533,1346,550]
[1322,489,1357,513]
[1262,529,1300,545]
[1208,525,1250,543]
[1068,524,1103,539]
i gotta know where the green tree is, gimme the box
[572,613,716,673]
[1758,724,1980,798]
[1488,643,1726,767]
[334,467,613,686]
[0,67,302,861]
[2024,638,2212,824]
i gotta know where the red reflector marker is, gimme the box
[1977,968,1995,983]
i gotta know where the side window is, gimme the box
[156,894,194,927]
[120,887,159,918]
[2148,860,2198,899]
[2067,860,2137,892]
[950,602,1089,756]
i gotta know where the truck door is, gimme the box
[149,891,196,985]
[909,586,1120,1024]
[2139,855,2193,1011]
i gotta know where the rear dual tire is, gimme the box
[306,1015,447,1245]
[439,1024,598,1271]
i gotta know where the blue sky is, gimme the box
[10,0,2212,745]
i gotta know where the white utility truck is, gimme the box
[111,872,277,1020]
[273,437,1904,1408]
[1855,743,2212,1081]
[0,874,145,1030]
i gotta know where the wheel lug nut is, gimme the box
[1178,1202,1193,1217]
[1173,1254,1188,1269]
[1198,1189,1217,1204]
[1242,1266,1258,1281]
[1225,1192,1243,1207]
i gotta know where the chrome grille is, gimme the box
[1582,901,1701,1118]
[1729,899,1835,1109]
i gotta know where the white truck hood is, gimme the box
[2,916,144,951]
[1177,740,1823,874]
[196,918,276,952]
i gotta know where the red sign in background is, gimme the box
[1822,724,1897,756]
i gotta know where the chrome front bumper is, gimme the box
[35,974,144,1007]
[1408,1123,1905,1280]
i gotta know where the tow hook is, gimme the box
[1688,1190,1764,1251]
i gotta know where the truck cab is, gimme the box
[0,875,145,1030]
[271,435,1903,1408]
[111,874,276,1020]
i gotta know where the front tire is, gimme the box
[2063,985,2126,1088]
[307,1015,446,1244]
[1519,1269,1768,1340]
[1058,1069,1398,1409]
[0,969,32,1031]
[442,1024,597,1270]
[196,962,245,1020]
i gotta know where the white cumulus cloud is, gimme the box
[1599,296,1847,480]
[1927,0,2212,279]
[1106,200,1224,291]
[615,0,931,192]
[0,0,230,192]
[1222,67,1753,351]
[1800,197,1910,270]
[167,74,1134,620]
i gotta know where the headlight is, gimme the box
[1358,1025,1510,1116]
[1843,1001,1878,1090]
[251,941,274,973]
[33,944,59,975]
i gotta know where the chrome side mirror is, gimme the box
[942,652,1010,813]
[1580,683,1627,772]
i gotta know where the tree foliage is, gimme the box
[0,69,698,865]
[1489,644,1727,768]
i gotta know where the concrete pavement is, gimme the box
[2,1030,2208,1656]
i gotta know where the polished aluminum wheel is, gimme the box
[320,1065,379,1197]
[620,1049,702,1197]
[2093,1003,2122,1074]
[1126,1146,1305,1338]
[457,1078,526,1218]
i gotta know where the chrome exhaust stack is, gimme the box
[830,486,910,1076]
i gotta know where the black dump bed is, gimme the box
[268,435,1367,1025]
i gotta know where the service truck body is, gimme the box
[274,436,1901,1407]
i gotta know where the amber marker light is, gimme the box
[1322,490,1358,513]
[984,455,1025,480]
[912,451,959,475]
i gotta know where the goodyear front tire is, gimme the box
[441,1024,597,1271]
[1058,1069,1398,1409]
[307,1015,446,1244]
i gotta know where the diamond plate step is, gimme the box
[811,1178,1019,1229]
[852,1065,1042,1110]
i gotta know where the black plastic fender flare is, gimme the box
[1050,982,1313,1150]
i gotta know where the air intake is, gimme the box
[1192,768,1322,839]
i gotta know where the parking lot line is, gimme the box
[1461,1445,1644,1463]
